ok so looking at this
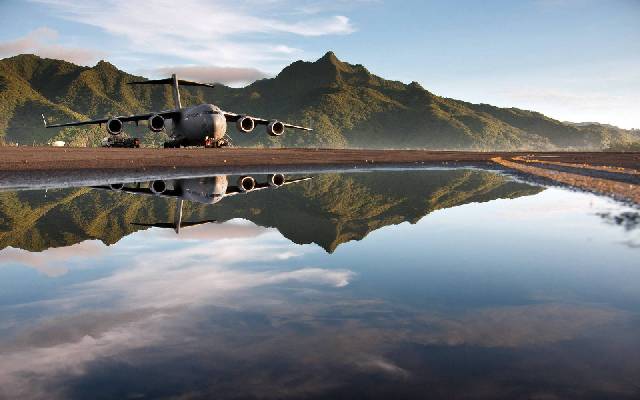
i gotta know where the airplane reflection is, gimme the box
[92,174,312,233]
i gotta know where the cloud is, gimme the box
[355,356,410,379]
[499,86,640,129]
[413,304,627,348]
[81,250,354,308]
[155,219,269,240]
[0,215,632,399]
[0,220,356,398]
[278,15,355,36]
[0,241,105,277]
[0,311,169,400]
[1,219,353,309]
[0,27,103,65]
[31,0,356,71]
[151,65,269,85]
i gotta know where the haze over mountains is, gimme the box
[0,52,637,150]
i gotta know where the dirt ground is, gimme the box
[1,147,639,204]
[0,147,638,170]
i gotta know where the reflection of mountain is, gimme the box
[0,170,542,253]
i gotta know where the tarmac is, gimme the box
[0,147,638,204]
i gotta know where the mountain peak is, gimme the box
[94,60,118,71]
[315,51,351,72]
[319,51,339,63]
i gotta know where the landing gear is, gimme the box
[163,136,233,148]
[204,136,232,148]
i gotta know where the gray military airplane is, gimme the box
[43,74,312,148]
[93,173,311,233]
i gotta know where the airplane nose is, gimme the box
[211,113,227,141]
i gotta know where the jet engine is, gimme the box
[267,120,285,136]
[238,176,256,192]
[106,118,123,135]
[236,116,255,133]
[109,183,124,191]
[268,173,285,187]
[150,180,167,194]
[148,114,165,132]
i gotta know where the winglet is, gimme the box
[41,114,48,128]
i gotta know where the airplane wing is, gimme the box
[224,176,312,196]
[91,185,181,200]
[43,110,181,128]
[131,220,217,229]
[223,112,312,131]
[128,78,215,88]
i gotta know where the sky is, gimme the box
[0,0,638,128]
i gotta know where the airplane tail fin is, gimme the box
[127,74,215,109]
[173,199,184,234]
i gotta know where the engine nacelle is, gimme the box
[237,176,256,192]
[148,114,165,132]
[267,120,285,136]
[150,180,167,195]
[106,118,123,135]
[268,173,285,187]
[109,183,124,191]
[236,116,255,133]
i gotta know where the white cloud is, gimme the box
[80,240,353,308]
[0,219,355,398]
[502,87,640,129]
[0,241,105,277]
[151,65,269,85]
[155,220,268,240]
[0,27,103,65]
[30,0,355,71]
[355,356,410,379]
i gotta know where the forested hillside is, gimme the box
[1,52,637,149]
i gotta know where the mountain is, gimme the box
[0,170,542,253]
[1,52,638,149]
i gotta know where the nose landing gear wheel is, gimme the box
[204,136,232,148]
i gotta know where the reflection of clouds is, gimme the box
[493,188,604,219]
[0,219,635,399]
[83,260,354,309]
[0,241,105,277]
[0,311,169,400]
[412,304,627,348]
[156,220,269,241]
[0,298,631,399]
[355,356,409,379]
[0,219,356,399]
[80,221,353,308]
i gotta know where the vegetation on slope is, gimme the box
[0,52,637,149]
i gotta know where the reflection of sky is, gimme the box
[0,188,639,399]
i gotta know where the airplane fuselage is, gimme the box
[168,104,228,147]
[180,175,229,204]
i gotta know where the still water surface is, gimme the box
[0,169,638,399]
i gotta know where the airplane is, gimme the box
[92,173,312,233]
[42,74,312,148]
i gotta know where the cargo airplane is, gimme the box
[94,173,311,233]
[43,74,312,148]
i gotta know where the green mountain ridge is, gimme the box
[1,52,637,149]
[0,171,542,253]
